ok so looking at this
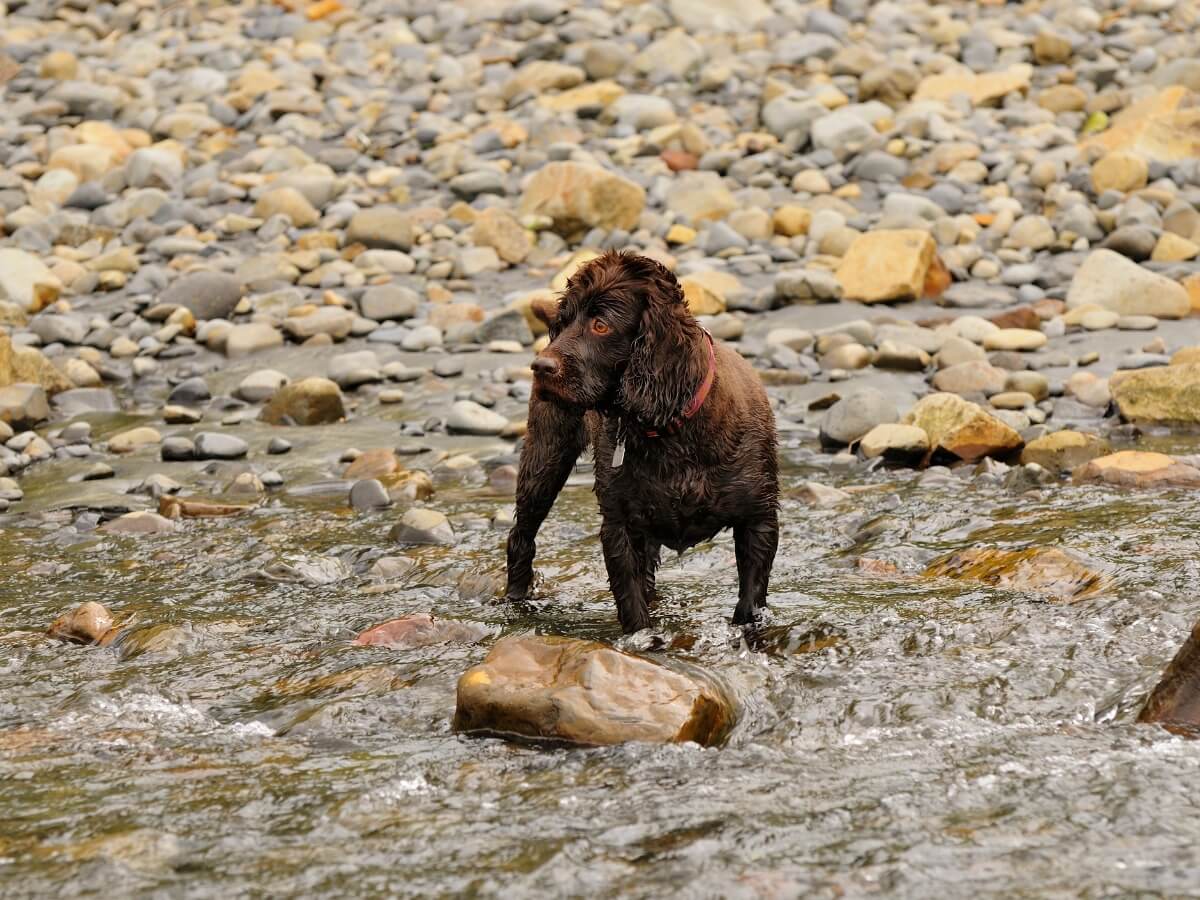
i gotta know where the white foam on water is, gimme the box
[56,689,276,741]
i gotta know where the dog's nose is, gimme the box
[531,355,559,377]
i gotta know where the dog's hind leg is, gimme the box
[601,522,652,633]
[732,513,778,626]
[504,398,587,602]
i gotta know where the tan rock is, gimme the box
[109,426,162,454]
[1065,249,1190,319]
[1110,363,1200,423]
[39,50,78,80]
[982,328,1047,352]
[836,229,937,303]
[914,64,1032,107]
[1082,86,1200,163]
[1171,346,1200,366]
[1037,84,1088,113]
[665,171,735,223]
[428,302,484,332]
[1091,151,1149,194]
[472,208,531,264]
[502,61,585,102]
[1072,450,1200,488]
[260,377,346,426]
[158,496,251,519]
[1184,273,1200,313]
[453,634,734,747]
[539,80,624,112]
[1020,431,1110,473]
[0,249,61,313]
[902,393,1023,462]
[858,423,929,465]
[343,447,402,480]
[1152,232,1199,262]
[46,144,117,182]
[100,511,178,535]
[253,187,319,227]
[0,333,72,394]
[519,162,645,236]
[509,289,557,337]
[680,278,725,316]
[1034,31,1073,65]
[47,601,118,645]
[773,205,811,237]
[354,613,489,648]
[924,547,1105,602]
[666,224,697,244]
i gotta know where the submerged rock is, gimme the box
[100,511,178,535]
[353,613,490,648]
[1072,451,1200,489]
[389,507,455,545]
[158,496,252,519]
[924,547,1105,602]
[260,377,346,426]
[453,634,734,747]
[47,601,120,645]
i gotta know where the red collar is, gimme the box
[644,331,716,438]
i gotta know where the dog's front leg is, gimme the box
[732,513,779,625]
[504,397,587,602]
[601,522,652,633]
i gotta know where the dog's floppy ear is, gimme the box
[530,295,559,329]
[619,257,705,428]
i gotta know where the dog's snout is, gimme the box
[531,355,559,377]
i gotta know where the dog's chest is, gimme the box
[595,436,729,550]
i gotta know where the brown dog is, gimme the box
[504,251,779,632]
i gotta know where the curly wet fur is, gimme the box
[506,250,780,633]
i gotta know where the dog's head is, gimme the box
[531,250,704,426]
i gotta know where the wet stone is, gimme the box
[389,507,455,545]
[192,432,248,460]
[454,634,735,747]
[349,479,392,511]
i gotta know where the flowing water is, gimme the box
[4,427,1200,898]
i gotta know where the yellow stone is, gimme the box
[539,80,625,112]
[1152,232,1199,262]
[773,205,812,237]
[1037,85,1088,113]
[679,278,725,316]
[1082,86,1200,163]
[914,64,1032,106]
[666,224,696,244]
[1183,273,1200,312]
[46,145,117,182]
[836,229,936,303]
[1171,347,1200,366]
[1091,151,1149,194]
[39,50,78,80]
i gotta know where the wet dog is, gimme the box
[504,251,779,632]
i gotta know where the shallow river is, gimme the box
[4,425,1200,898]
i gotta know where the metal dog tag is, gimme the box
[611,437,626,469]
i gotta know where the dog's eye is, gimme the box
[590,318,610,336]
